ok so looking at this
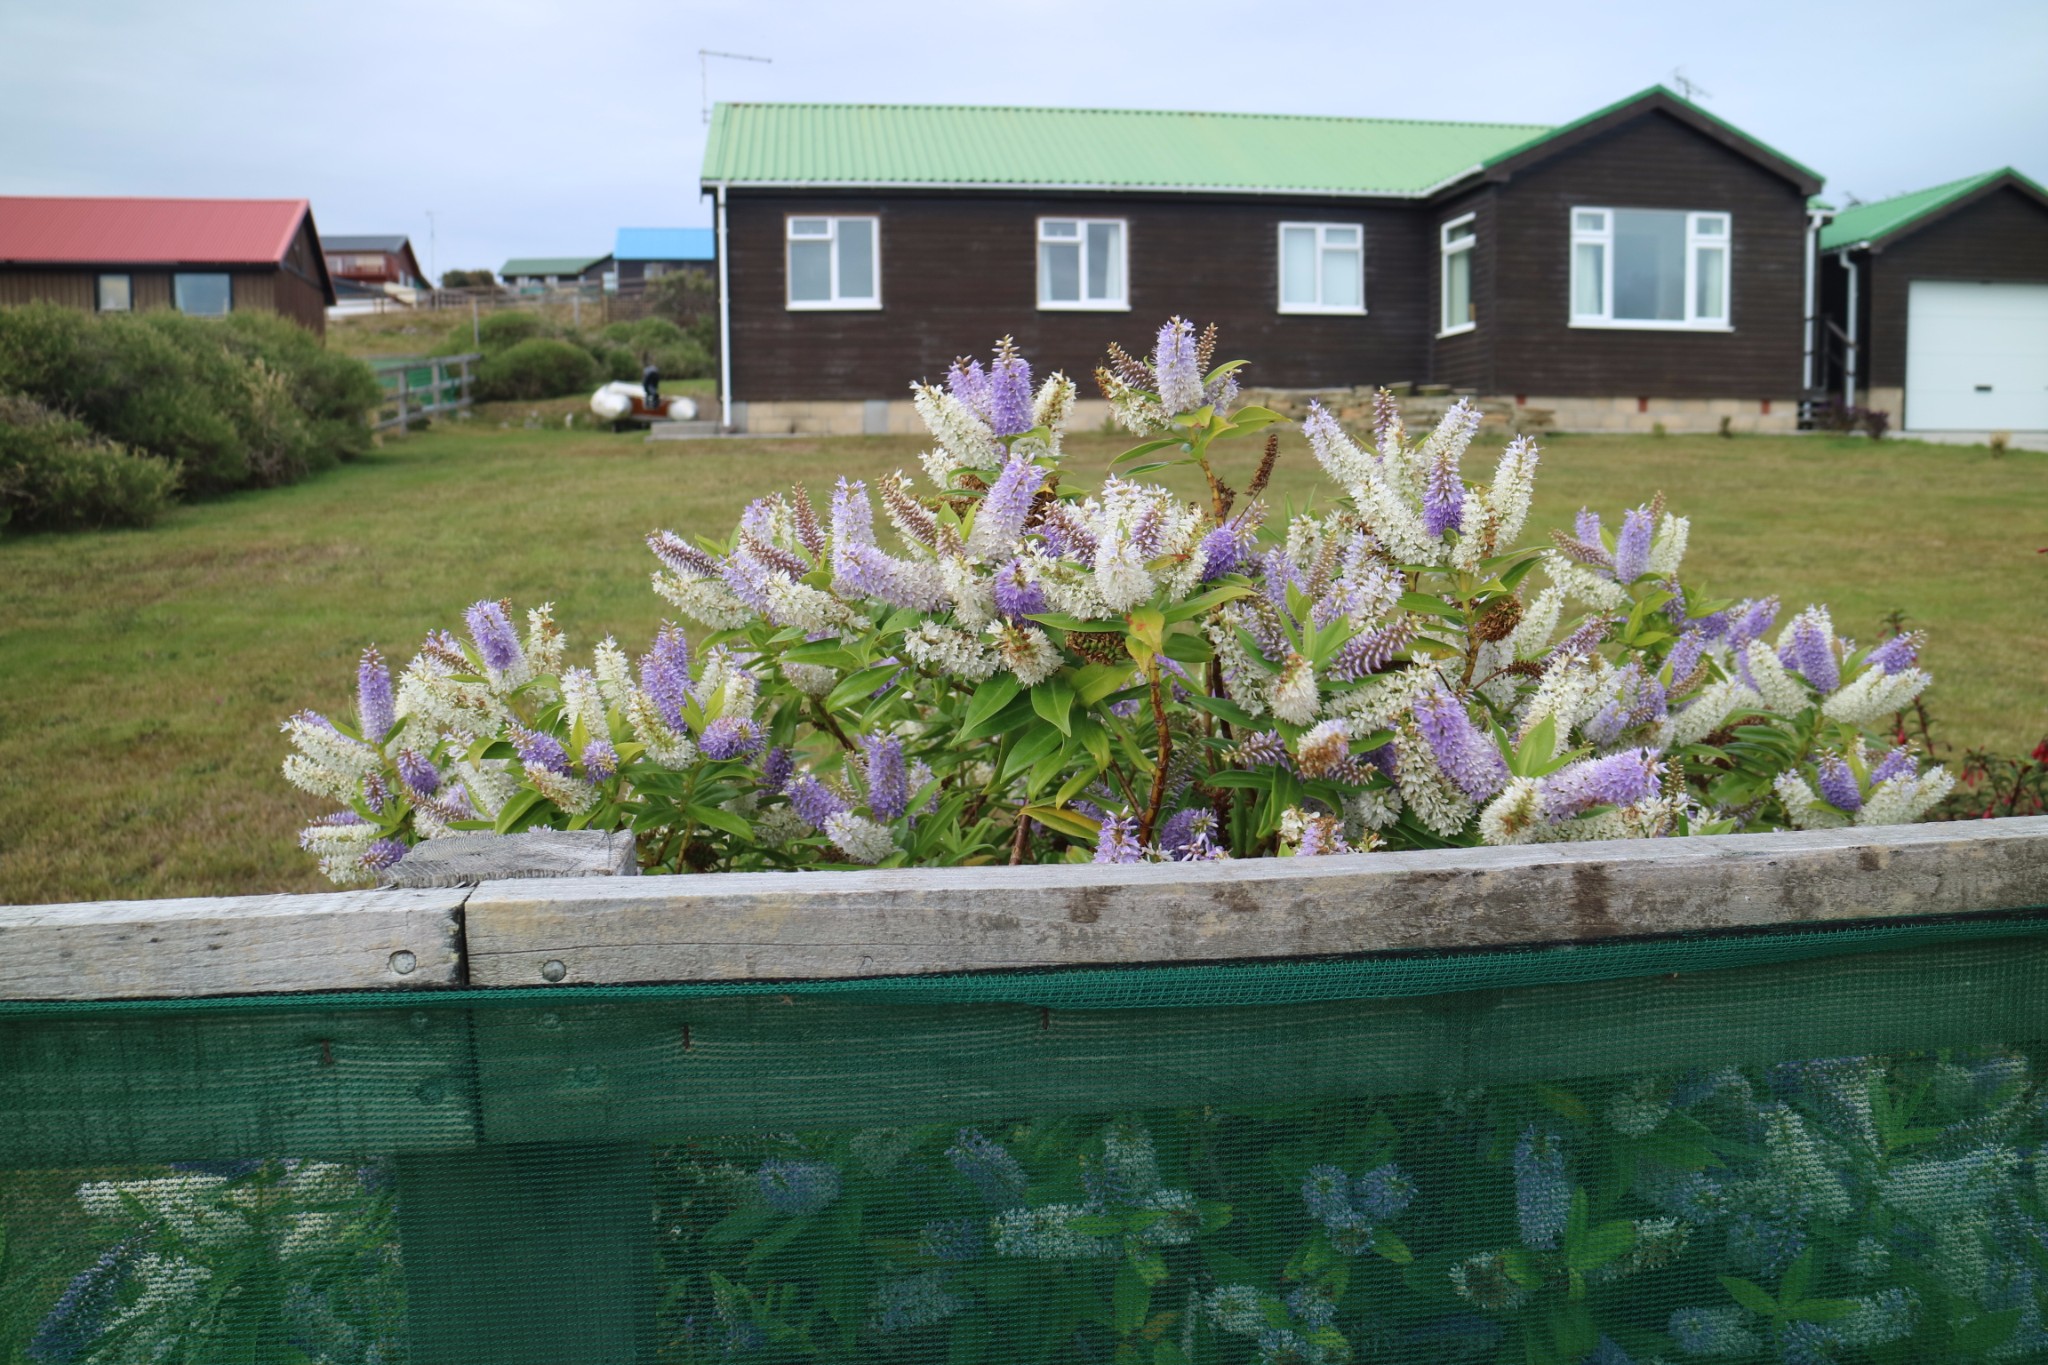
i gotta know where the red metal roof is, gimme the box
[0,196,312,265]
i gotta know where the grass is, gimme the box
[1,423,2041,906]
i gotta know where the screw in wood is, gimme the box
[388,950,417,975]
[541,959,568,982]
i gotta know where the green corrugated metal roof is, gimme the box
[1479,85,1822,187]
[500,256,607,277]
[701,102,1552,197]
[1819,168,2042,250]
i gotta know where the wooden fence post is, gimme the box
[395,368,410,435]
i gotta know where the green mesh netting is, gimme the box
[6,915,2048,1364]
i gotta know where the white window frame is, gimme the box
[1438,213,1477,337]
[1569,207,1732,331]
[1275,222,1366,316]
[785,215,881,311]
[1036,217,1129,312]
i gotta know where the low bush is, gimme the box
[285,318,1954,885]
[469,310,545,352]
[473,337,598,402]
[0,303,380,502]
[0,393,180,531]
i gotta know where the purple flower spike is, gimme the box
[1871,747,1917,783]
[1613,507,1654,583]
[511,726,571,776]
[1785,608,1840,694]
[357,646,394,744]
[1574,508,1603,547]
[788,774,850,830]
[1413,688,1508,802]
[947,357,992,423]
[987,339,1034,438]
[978,452,1043,550]
[1864,632,1921,676]
[1666,629,1707,685]
[1094,812,1143,864]
[1231,730,1292,770]
[464,600,524,673]
[639,625,693,730]
[1514,1127,1570,1250]
[581,738,619,780]
[396,749,440,798]
[700,716,765,761]
[861,733,910,821]
[1198,522,1248,581]
[1727,597,1780,649]
[362,838,407,872]
[1422,450,1464,539]
[1816,755,1862,811]
[1156,807,1213,858]
[1537,748,1660,821]
[991,559,1048,621]
[761,747,794,794]
[1153,317,1204,413]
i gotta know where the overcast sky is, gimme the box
[3,0,2043,281]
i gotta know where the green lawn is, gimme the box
[1,424,2041,906]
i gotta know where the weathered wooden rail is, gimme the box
[4,819,2045,1364]
[4,819,2043,1002]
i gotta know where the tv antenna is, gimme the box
[701,49,773,125]
[1668,68,1713,102]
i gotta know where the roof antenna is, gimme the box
[701,49,773,126]
[1668,68,1713,102]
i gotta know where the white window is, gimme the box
[1277,223,1365,314]
[96,273,132,313]
[1439,215,1476,336]
[1037,218,1127,310]
[173,273,231,317]
[786,216,879,310]
[1569,208,1731,329]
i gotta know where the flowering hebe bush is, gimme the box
[283,320,1951,883]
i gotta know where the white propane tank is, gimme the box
[665,396,699,421]
[589,383,635,420]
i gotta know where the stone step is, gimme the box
[644,420,723,440]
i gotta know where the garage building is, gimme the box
[1819,168,2048,436]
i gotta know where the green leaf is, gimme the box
[493,789,544,834]
[1373,1229,1413,1264]
[1073,664,1131,708]
[1001,724,1066,782]
[1184,693,1258,727]
[1030,679,1076,736]
[962,673,1021,734]
[1067,1213,1127,1236]
[686,803,751,840]
[1114,1262,1153,1336]
[1778,1248,1815,1305]
[1532,1082,1590,1123]
[780,640,862,667]
[1023,805,1102,841]
[1951,1307,2023,1353]
[1163,582,1253,623]
[1784,1298,1859,1323]
[1398,591,1466,621]
[1567,1220,1637,1272]
[1719,1276,1780,1315]
[1026,611,1117,634]
[1112,437,1190,466]
[825,663,904,711]
[1547,1300,1599,1360]
[1131,1250,1171,1287]
[961,693,1034,744]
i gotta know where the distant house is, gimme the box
[614,228,716,290]
[500,255,612,288]
[1818,168,2048,434]
[321,234,428,299]
[0,196,337,334]
[699,88,1825,435]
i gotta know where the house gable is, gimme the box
[1475,87,1823,198]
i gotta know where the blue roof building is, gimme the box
[614,228,715,286]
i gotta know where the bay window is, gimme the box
[1277,222,1364,314]
[786,216,879,309]
[1569,208,1730,329]
[1439,215,1475,335]
[1037,218,1127,310]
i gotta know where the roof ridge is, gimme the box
[1838,168,2003,214]
[710,100,1550,132]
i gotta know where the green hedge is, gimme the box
[474,337,599,402]
[0,393,180,531]
[0,305,381,522]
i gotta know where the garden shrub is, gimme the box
[0,393,179,531]
[472,336,598,402]
[287,318,1952,884]
[0,303,379,499]
[470,310,545,352]
[603,346,641,382]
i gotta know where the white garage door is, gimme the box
[1906,280,2048,432]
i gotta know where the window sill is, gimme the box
[1037,301,1131,312]
[786,301,882,311]
[1277,305,1368,317]
[1568,319,1733,333]
[1436,323,1477,339]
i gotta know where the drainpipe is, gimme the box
[1800,209,1824,406]
[1839,252,1858,411]
[715,181,734,433]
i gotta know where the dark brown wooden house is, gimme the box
[321,233,429,299]
[1817,169,2048,434]
[699,88,1825,435]
[0,197,336,335]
